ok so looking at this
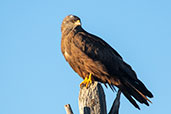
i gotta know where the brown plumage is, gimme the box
[61,15,153,109]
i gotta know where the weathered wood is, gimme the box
[79,82,107,114]
[64,104,74,114]
[64,82,121,114]
[109,90,121,114]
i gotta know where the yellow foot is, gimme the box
[80,73,92,88]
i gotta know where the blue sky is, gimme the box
[0,0,171,114]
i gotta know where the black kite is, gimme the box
[61,15,153,109]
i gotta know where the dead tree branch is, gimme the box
[64,82,121,114]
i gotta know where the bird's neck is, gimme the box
[62,25,83,36]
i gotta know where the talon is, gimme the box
[80,77,88,88]
[80,73,93,88]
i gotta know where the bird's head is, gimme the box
[61,15,81,33]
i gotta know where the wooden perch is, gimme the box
[109,90,121,114]
[79,82,107,114]
[64,104,73,114]
[64,82,121,114]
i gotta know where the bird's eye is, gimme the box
[71,20,76,23]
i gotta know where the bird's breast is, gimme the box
[64,50,71,61]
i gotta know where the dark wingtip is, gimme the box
[122,91,141,110]
[148,92,154,98]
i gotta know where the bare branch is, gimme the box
[79,82,107,114]
[109,90,121,114]
[64,83,122,114]
[64,104,74,114]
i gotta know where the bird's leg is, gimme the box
[86,73,92,88]
[80,73,92,88]
[80,77,88,87]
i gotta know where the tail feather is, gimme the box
[125,82,149,105]
[126,81,151,104]
[135,79,153,98]
[121,88,140,109]
[117,78,153,109]
[128,82,152,103]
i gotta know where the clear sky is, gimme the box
[0,0,171,114]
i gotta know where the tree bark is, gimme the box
[109,90,121,114]
[64,82,121,114]
[64,104,73,114]
[79,82,107,114]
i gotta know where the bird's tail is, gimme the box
[118,78,153,109]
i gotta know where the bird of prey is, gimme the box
[61,15,153,109]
